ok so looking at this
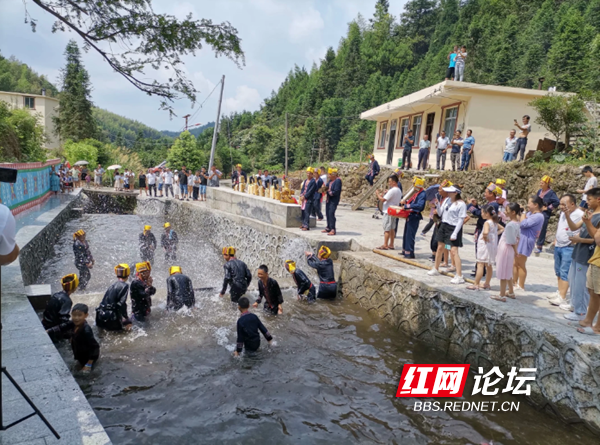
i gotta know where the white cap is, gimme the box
[442,186,461,193]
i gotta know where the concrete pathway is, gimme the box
[1,190,111,445]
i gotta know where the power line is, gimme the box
[179,79,223,131]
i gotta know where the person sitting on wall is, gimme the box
[96,264,132,331]
[42,273,78,342]
[166,266,195,311]
[365,154,380,186]
[219,246,252,303]
[73,230,93,290]
[535,175,560,254]
[161,222,178,262]
[130,261,156,321]
[306,246,337,300]
[46,303,99,373]
[253,265,284,315]
[285,259,316,302]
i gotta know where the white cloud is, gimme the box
[289,8,324,42]
[223,85,262,114]
[193,71,217,95]
[305,46,327,64]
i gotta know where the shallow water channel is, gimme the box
[37,213,598,444]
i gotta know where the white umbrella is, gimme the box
[74,160,89,166]
[107,165,122,170]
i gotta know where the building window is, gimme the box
[398,118,410,148]
[443,107,458,137]
[24,97,35,109]
[378,121,388,148]
[412,115,422,145]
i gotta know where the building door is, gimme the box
[387,119,397,165]
[425,113,435,141]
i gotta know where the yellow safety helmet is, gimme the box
[495,178,506,186]
[318,246,332,259]
[170,265,182,275]
[328,168,338,175]
[114,263,131,279]
[61,273,79,293]
[135,261,151,273]
[306,167,315,173]
[164,222,171,228]
[236,164,242,168]
[413,176,425,188]
[285,260,296,273]
[541,175,553,184]
[222,246,236,256]
[143,225,151,233]
[73,229,85,240]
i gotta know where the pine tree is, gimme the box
[54,40,97,141]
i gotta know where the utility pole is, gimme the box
[183,114,191,131]
[285,112,289,177]
[208,75,225,171]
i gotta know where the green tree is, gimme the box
[167,131,206,171]
[63,139,98,166]
[28,0,244,113]
[0,102,47,162]
[529,94,587,151]
[54,40,97,141]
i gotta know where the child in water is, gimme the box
[46,303,99,372]
[234,297,272,357]
[285,259,316,302]
[253,265,283,315]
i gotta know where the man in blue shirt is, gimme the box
[458,129,475,171]
[450,130,463,171]
[401,130,415,170]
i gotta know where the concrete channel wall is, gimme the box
[1,192,112,445]
[339,251,600,435]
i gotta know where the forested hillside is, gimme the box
[214,0,600,171]
[161,122,215,139]
[0,52,59,97]
[94,108,170,144]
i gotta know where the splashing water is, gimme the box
[36,213,599,445]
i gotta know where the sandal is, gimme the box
[466,285,480,290]
[327,231,336,236]
[577,326,600,336]
[490,295,506,302]
[506,294,516,299]
[377,245,389,250]
[481,285,491,290]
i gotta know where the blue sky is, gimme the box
[0,0,407,131]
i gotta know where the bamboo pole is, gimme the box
[372,249,475,284]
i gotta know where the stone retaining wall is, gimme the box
[19,196,82,286]
[339,251,600,435]
[136,199,319,280]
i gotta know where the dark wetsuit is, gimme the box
[236,312,273,354]
[221,258,252,303]
[42,291,73,342]
[161,230,178,262]
[256,278,284,314]
[96,280,131,331]
[307,255,337,300]
[130,278,155,321]
[47,321,100,367]
[291,269,316,302]
[73,240,93,290]
[166,273,195,310]
[139,232,157,263]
